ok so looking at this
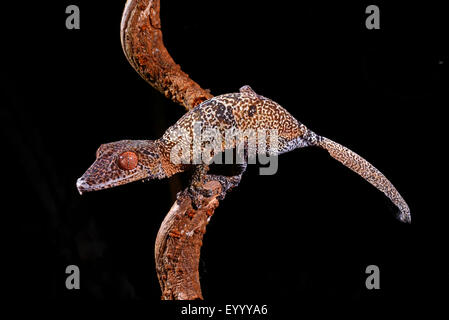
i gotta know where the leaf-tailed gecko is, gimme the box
[77,85,410,223]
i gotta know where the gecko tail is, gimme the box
[315,135,411,223]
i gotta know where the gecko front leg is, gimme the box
[188,163,248,208]
[204,162,248,199]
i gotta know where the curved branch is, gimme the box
[121,0,235,300]
[155,179,222,300]
[121,0,213,110]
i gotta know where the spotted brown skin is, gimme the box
[77,140,165,194]
[77,85,411,223]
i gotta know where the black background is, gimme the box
[2,0,448,314]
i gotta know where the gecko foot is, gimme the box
[187,164,247,207]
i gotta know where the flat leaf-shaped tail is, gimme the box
[317,136,411,223]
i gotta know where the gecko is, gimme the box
[77,85,411,223]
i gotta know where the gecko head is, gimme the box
[76,140,165,195]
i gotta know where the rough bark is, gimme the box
[121,0,236,300]
[154,178,221,300]
[121,0,213,111]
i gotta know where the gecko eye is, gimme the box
[118,151,138,170]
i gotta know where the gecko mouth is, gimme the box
[76,177,120,195]
[76,171,142,195]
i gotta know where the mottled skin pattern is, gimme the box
[77,85,411,223]
[77,140,165,192]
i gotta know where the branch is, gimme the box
[121,0,236,300]
[154,177,221,300]
[121,0,213,110]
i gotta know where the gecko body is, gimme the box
[77,86,410,223]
